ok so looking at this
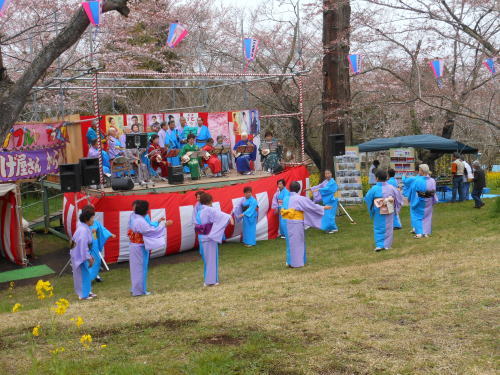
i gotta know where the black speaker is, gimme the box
[80,157,100,186]
[272,165,284,174]
[59,163,81,193]
[111,177,134,191]
[126,133,148,149]
[329,133,345,157]
[168,165,184,185]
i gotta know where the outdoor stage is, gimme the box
[63,166,310,264]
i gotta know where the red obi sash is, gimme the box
[128,229,144,244]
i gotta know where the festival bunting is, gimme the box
[82,0,101,26]
[0,0,11,16]
[243,38,259,62]
[167,23,188,48]
[483,58,496,74]
[347,54,362,75]
[429,59,445,88]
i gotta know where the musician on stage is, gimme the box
[148,134,169,178]
[166,120,182,166]
[158,122,168,148]
[180,133,202,180]
[88,138,111,176]
[180,116,197,144]
[202,138,222,177]
[215,135,231,175]
[107,126,125,162]
[195,117,211,148]
[259,130,282,173]
[232,132,256,175]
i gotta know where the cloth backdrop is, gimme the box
[0,184,23,265]
[63,166,309,264]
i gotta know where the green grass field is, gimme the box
[1,200,499,375]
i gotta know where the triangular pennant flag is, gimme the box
[348,54,362,74]
[167,23,188,48]
[0,0,12,16]
[243,38,259,62]
[483,58,496,74]
[429,59,445,88]
[82,0,101,26]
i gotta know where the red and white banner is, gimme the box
[63,166,310,264]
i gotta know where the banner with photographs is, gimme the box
[334,146,363,205]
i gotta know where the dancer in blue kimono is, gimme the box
[365,170,403,251]
[233,133,257,175]
[233,186,258,247]
[310,169,339,234]
[403,164,438,238]
[128,200,172,296]
[195,117,211,148]
[195,193,233,286]
[281,181,332,268]
[70,206,96,300]
[387,169,402,229]
[166,120,181,166]
[89,219,114,282]
[271,179,289,238]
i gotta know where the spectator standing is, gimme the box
[461,156,473,200]
[368,160,380,186]
[451,152,465,202]
[471,161,486,208]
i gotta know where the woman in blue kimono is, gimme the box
[195,193,233,286]
[89,218,115,283]
[192,191,205,254]
[70,206,96,300]
[403,164,438,238]
[310,169,339,234]
[195,117,211,148]
[271,179,289,238]
[365,170,403,251]
[215,135,231,174]
[166,120,182,166]
[233,186,258,247]
[387,169,402,229]
[232,133,257,175]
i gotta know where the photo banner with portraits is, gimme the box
[78,110,261,161]
[334,146,364,205]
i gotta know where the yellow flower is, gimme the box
[50,347,65,354]
[70,316,84,327]
[80,334,92,348]
[11,303,22,313]
[32,325,41,337]
[100,344,107,349]
[35,280,54,300]
[52,298,70,315]
[9,281,14,290]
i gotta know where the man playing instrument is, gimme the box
[233,132,256,175]
[148,134,169,178]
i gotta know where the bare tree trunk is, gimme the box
[0,0,130,141]
[322,0,352,172]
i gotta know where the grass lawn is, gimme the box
[0,200,498,375]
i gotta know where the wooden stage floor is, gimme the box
[87,170,273,196]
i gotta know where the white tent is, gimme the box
[0,184,25,265]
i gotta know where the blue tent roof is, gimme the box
[357,135,477,153]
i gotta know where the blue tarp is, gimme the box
[357,135,477,154]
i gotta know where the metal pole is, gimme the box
[42,180,50,234]
[15,184,27,266]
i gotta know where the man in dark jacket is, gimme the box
[471,161,486,208]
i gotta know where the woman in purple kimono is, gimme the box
[70,205,97,300]
[128,200,172,296]
[364,170,403,251]
[281,181,332,268]
[195,193,233,286]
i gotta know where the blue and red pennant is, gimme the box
[429,59,445,88]
[347,54,362,74]
[483,58,496,75]
[82,0,101,26]
[167,23,188,48]
[243,38,259,72]
[0,0,12,16]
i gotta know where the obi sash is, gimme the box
[194,223,213,235]
[417,190,436,198]
[374,197,394,215]
[128,229,144,244]
[280,208,305,221]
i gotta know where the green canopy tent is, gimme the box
[357,135,478,154]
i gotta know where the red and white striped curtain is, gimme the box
[0,184,22,265]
